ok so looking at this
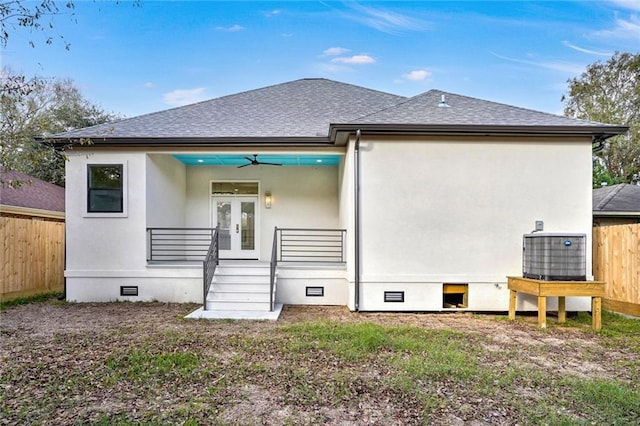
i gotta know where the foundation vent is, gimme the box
[120,286,139,296]
[306,286,324,297]
[384,291,405,303]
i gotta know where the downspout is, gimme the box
[354,129,361,311]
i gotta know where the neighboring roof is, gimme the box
[0,170,65,215]
[49,78,628,146]
[593,184,640,216]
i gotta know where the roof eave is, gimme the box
[330,124,629,145]
[42,136,335,149]
[0,204,65,220]
[593,211,640,217]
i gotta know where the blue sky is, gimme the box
[3,1,639,118]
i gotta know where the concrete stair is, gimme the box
[206,262,273,311]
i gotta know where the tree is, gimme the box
[0,0,76,49]
[0,68,119,186]
[1,1,141,49]
[562,52,640,187]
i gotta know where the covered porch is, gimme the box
[144,151,351,318]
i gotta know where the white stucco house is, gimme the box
[50,78,627,315]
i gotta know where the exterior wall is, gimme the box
[66,151,148,272]
[185,165,340,259]
[146,154,186,228]
[355,135,594,312]
[64,266,202,302]
[275,265,347,305]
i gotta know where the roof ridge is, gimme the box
[50,78,405,139]
[351,89,423,121]
[595,184,627,210]
[414,89,617,127]
[49,79,314,138]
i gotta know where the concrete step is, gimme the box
[209,289,270,301]
[206,262,273,312]
[216,264,270,273]
[206,299,271,311]
[213,274,270,284]
[212,282,270,292]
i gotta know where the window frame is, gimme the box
[84,163,128,217]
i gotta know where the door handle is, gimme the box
[235,224,239,233]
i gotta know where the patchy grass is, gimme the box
[0,291,63,310]
[1,302,639,425]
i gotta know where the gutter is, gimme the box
[354,129,361,312]
[40,136,336,149]
[330,124,628,146]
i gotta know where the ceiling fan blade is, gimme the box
[244,156,255,162]
[258,162,282,166]
[237,163,252,168]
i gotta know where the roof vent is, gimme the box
[438,94,450,108]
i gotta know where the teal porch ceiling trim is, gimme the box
[173,154,341,166]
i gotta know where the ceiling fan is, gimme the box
[237,154,283,168]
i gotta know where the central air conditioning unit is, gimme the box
[522,233,586,281]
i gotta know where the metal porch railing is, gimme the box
[269,227,346,311]
[276,228,347,263]
[203,228,219,311]
[147,228,215,262]
[146,227,219,310]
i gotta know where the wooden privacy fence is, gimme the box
[593,223,640,317]
[1,217,65,300]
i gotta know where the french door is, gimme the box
[212,196,259,259]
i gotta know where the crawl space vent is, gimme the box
[306,286,324,297]
[120,286,138,296]
[384,291,404,303]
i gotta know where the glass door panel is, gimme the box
[216,200,232,250]
[212,196,258,259]
[241,201,255,250]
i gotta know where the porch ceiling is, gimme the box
[173,154,341,166]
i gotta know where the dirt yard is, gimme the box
[1,301,638,425]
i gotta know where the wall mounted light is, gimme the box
[265,191,272,209]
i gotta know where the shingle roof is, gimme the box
[50,79,626,143]
[0,170,65,213]
[593,184,640,213]
[354,90,617,127]
[54,79,405,139]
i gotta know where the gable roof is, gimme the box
[0,170,65,217]
[593,184,640,215]
[49,78,627,146]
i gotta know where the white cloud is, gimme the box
[594,14,640,39]
[216,24,245,32]
[608,0,640,11]
[163,88,207,107]
[143,82,155,89]
[342,3,430,33]
[331,55,376,64]
[490,51,585,75]
[265,10,281,17]
[562,41,612,56]
[323,47,350,56]
[401,70,431,81]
